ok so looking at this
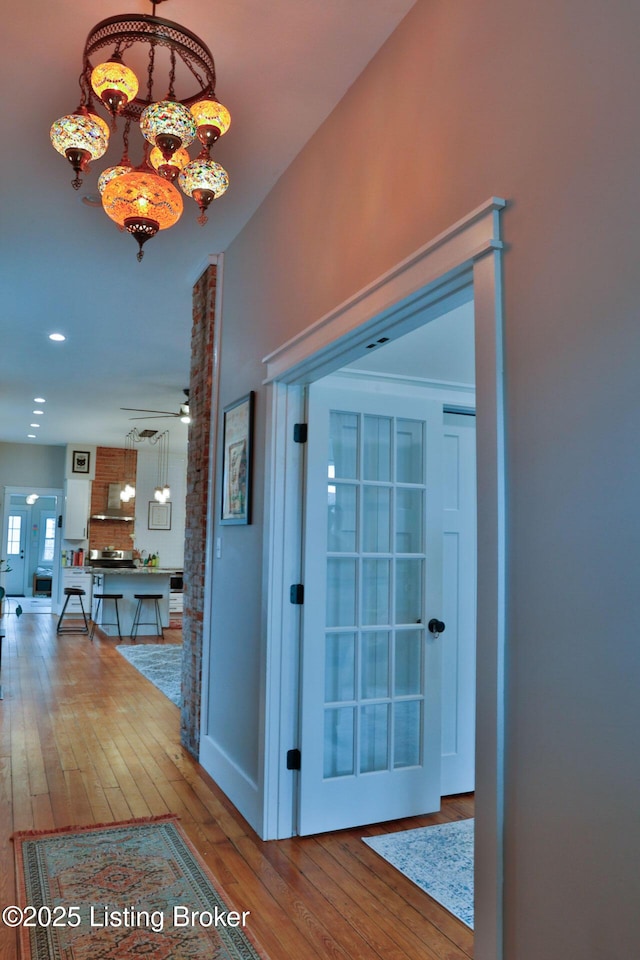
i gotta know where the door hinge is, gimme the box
[293,423,308,443]
[290,584,304,605]
[287,748,301,770]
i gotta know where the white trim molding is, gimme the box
[260,197,507,960]
[263,198,504,385]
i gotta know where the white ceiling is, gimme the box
[348,301,475,384]
[0,0,416,454]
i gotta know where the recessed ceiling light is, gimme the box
[30,423,40,428]
[27,434,36,439]
[49,333,66,342]
[81,194,102,207]
[34,397,46,403]
[33,409,44,415]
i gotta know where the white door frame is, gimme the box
[260,197,507,960]
[1,486,64,604]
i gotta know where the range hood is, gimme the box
[91,483,135,522]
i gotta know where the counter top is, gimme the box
[89,568,180,576]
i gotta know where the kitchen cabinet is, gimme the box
[61,568,93,613]
[169,592,183,613]
[64,478,91,540]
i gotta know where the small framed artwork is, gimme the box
[72,450,90,474]
[221,391,254,525]
[148,501,172,530]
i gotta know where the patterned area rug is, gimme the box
[13,815,266,959]
[363,818,474,928]
[116,644,182,706]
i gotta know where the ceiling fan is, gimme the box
[121,389,191,422]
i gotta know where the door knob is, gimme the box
[428,618,445,635]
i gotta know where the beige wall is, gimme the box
[209,1,640,956]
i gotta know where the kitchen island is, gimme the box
[91,568,179,638]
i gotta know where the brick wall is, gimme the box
[181,263,216,756]
[89,446,137,552]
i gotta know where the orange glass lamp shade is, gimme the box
[179,158,228,224]
[140,101,196,162]
[102,167,183,261]
[97,164,133,195]
[50,110,110,189]
[190,98,231,150]
[149,145,191,182]
[91,54,139,116]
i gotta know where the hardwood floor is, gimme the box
[0,613,474,960]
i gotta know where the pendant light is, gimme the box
[102,162,184,261]
[91,52,139,119]
[50,108,110,190]
[50,0,231,259]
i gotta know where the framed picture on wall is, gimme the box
[148,501,172,530]
[221,392,254,525]
[72,450,90,474]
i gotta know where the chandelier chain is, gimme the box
[168,47,177,100]
[146,41,157,104]
[181,57,207,92]
[121,118,131,163]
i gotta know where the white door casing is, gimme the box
[260,198,506,959]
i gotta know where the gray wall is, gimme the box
[207,1,640,956]
[0,442,65,488]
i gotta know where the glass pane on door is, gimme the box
[324,707,355,778]
[322,407,428,781]
[327,484,357,552]
[326,558,357,627]
[7,515,22,555]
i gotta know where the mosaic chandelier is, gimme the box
[50,0,230,260]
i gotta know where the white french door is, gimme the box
[298,381,446,835]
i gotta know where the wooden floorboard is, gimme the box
[0,612,474,960]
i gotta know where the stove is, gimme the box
[88,549,136,569]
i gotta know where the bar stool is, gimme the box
[90,593,124,642]
[130,594,164,641]
[57,587,89,634]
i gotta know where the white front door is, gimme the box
[5,508,28,595]
[298,381,446,835]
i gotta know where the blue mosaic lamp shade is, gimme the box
[140,101,196,155]
[50,112,110,160]
[98,165,133,195]
[178,158,229,199]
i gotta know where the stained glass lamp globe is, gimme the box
[50,109,110,189]
[98,164,133,195]
[179,158,229,224]
[140,101,196,162]
[101,166,183,260]
[190,98,231,150]
[149,145,191,182]
[91,54,139,117]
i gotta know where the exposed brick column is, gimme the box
[181,263,217,756]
